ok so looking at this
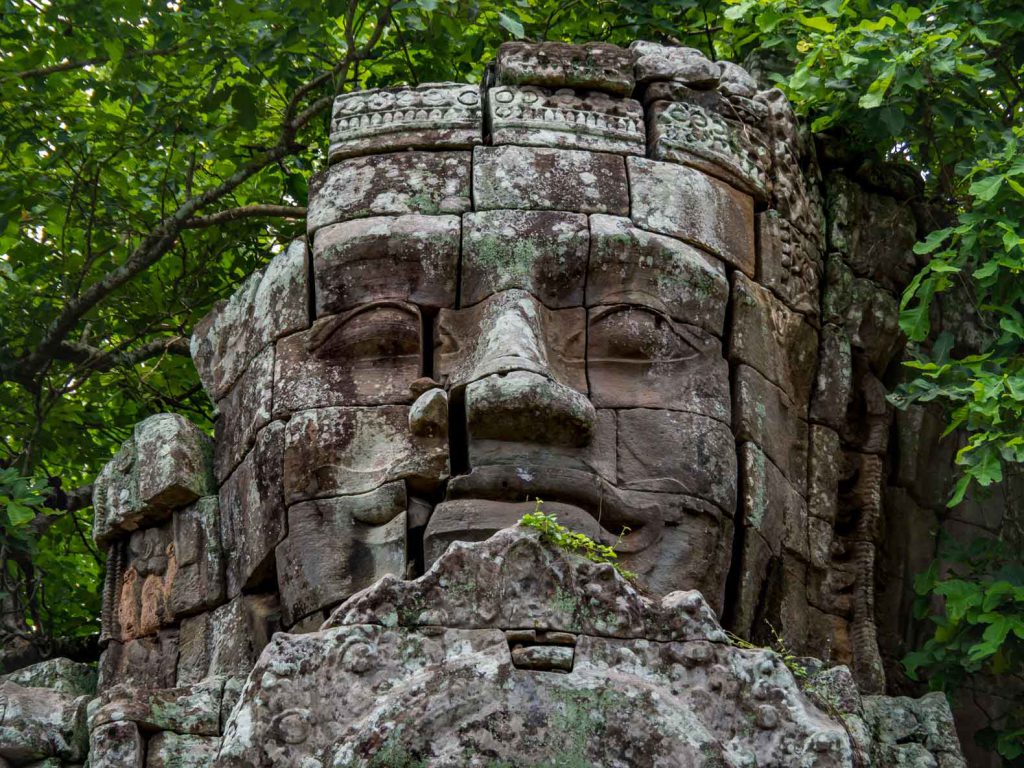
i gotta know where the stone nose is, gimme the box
[465,371,596,448]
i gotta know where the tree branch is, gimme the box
[181,204,307,229]
[12,46,181,80]
[55,336,191,373]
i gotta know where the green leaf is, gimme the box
[231,86,258,131]
[797,15,837,33]
[497,12,525,38]
[6,502,36,527]
[859,65,896,109]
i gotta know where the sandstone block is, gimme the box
[207,594,280,680]
[739,442,808,561]
[218,421,286,597]
[117,522,175,639]
[276,484,408,626]
[274,305,422,415]
[307,151,471,235]
[89,721,142,768]
[756,211,823,319]
[808,425,842,526]
[729,272,819,408]
[473,145,629,214]
[190,239,308,400]
[312,214,460,314]
[627,157,755,275]
[0,682,88,764]
[617,408,736,514]
[436,290,586,392]
[145,732,221,768]
[822,255,902,372]
[809,323,853,430]
[733,364,808,495]
[648,100,770,200]
[282,406,448,502]
[587,305,730,421]
[461,210,589,308]
[0,658,96,697]
[88,678,223,736]
[213,344,274,482]
[495,41,635,95]
[98,632,179,691]
[169,496,224,618]
[643,81,768,125]
[489,86,644,155]
[329,83,482,161]
[587,214,729,335]
[630,42,719,87]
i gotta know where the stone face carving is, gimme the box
[82,41,972,768]
[328,83,482,161]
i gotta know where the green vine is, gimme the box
[519,500,636,581]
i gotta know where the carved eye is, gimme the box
[309,305,420,363]
[591,306,702,364]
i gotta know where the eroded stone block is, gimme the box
[0,682,88,764]
[274,305,421,415]
[630,42,719,87]
[757,211,823,319]
[808,425,842,527]
[733,364,808,495]
[213,344,274,483]
[312,214,460,314]
[218,421,286,597]
[146,732,221,768]
[461,210,589,308]
[436,290,586,392]
[489,86,644,155]
[178,595,280,686]
[627,157,755,275]
[587,214,728,335]
[739,442,808,561]
[89,721,142,768]
[88,678,223,736]
[810,323,852,429]
[190,239,308,400]
[0,658,96,698]
[587,305,730,421]
[648,100,770,200]
[276,485,408,625]
[729,272,818,408]
[617,408,736,513]
[495,41,635,95]
[473,145,629,214]
[98,631,179,692]
[169,496,224,618]
[307,151,471,235]
[282,406,448,502]
[117,522,175,639]
[329,83,482,161]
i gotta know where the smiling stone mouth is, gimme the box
[440,464,663,553]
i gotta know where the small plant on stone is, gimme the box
[519,499,636,581]
[728,622,808,680]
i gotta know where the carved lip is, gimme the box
[444,465,661,553]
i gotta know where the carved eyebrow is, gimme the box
[306,300,420,353]
[588,303,707,351]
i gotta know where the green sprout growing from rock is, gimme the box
[519,499,636,581]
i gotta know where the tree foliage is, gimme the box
[1,0,1022,755]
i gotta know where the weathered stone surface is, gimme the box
[810,322,853,429]
[473,145,629,214]
[88,677,223,736]
[436,289,586,392]
[740,442,808,561]
[213,344,273,482]
[628,157,755,275]
[89,721,142,768]
[218,528,959,767]
[617,408,737,513]
[644,80,768,125]
[863,693,966,767]
[146,732,221,768]
[312,214,460,314]
[276,485,408,625]
[460,210,589,308]
[733,363,808,495]
[489,86,644,155]
[282,406,449,502]
[729,272,819,408]
[495,41,635,95]
[218,421,285,597]
[823,255,902,371]
[409,387,448,439]
[0,658,96,697]
[190,239,308,400]
[98,632,179,691]
[0,682,88,763]
[630,41,719,87]
[423,500,602,567]
[808,424,842,529]
[328,83,482,161]
[169,496,224,618]
[274,305,421,415]
[117,522,175,639]
[307,151,471,235]
[648,100,770,200]
[587,214,729,335]
[466,407,615,482]
[588,305,730,421]
[757,210,823,319]
[93,414,214,545]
